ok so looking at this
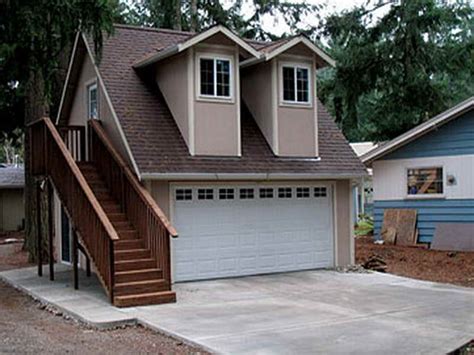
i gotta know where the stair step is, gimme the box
[108,213,128,223]
[115,239,144,250]
[115,248,151,261]
[116,229,139,240]
[115,258,156,272]
[115,268,163,283]
[114,291,176,307]
[113,221,134,230]
[114,279,168,296]
[102,204,121,214]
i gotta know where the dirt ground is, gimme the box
[356,235,474,288]
[0,233,208,355]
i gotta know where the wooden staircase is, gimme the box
[28,117,178,308]
[79,162,176,307]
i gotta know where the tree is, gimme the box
[0,0,117,261]
[318,0,474,142]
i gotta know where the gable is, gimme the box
[383,110,474,160]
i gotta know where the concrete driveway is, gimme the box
[134,271,474,354]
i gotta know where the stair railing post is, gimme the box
[109,239,115,303]
[36,180,43,277]
[48,179,54,281]
[72,228,79,290]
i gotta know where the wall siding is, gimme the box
[373,199,474,243]
[384,110,474,160]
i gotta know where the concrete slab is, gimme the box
[1,266,473,354]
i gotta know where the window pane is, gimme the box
[216,59,230,97]
[283,67,295,101]
[88,86,98,119]
[407,168,443,195]
[200,58,214,96]
[296,68,309,102]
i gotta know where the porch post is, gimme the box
[36,180,43,277]
[48,180,54,281]
[72,228,79,290]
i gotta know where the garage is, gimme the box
[171,184,334,282]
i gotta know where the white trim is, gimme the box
[362,96,474,164]
[195,53,234,102]
[81,34,142,178]
[271,59,279,154]
[140,172,365,181]
[56,32,80,125]
[187,47,195,155]
[332,181,338,267]
[133,25,261,68]
[235,45,242,156]
[279,61,312,107]
[241,36,335,68]
[86,81,98,120]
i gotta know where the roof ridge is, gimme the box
[113,23,195,36]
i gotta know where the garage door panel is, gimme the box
[172,184,334,282]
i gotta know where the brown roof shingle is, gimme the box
[92,24,366,177]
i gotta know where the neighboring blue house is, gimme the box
[362,97,474,244]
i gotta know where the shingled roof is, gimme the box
[0,166,24,188]
[79,24,366,178]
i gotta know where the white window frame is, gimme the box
[87,82,98,120]
[279,61,312,107]
[196,53,234,102]
[405,166,445,199]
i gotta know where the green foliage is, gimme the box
[318,0,474,142]
[355,214,374,236]
[0,128,24,164]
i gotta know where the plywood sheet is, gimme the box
[381,209,417,246]
[431,223,474,251]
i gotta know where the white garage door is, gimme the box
[172,184,334,282]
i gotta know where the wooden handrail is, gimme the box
[43,118,119,241]
[89,120,178,237]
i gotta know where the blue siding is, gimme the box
[384,110,474,159]
[373,199,474,243]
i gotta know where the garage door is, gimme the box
[172,184,334,282]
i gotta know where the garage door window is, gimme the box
[219,188,234,200]
[176,189,192,201]
[198,188,213,200]
[314,187,327,197]
[278,187,292,198]
[296,187,310,198]
[259,188,274,198]
[239,188,254,199]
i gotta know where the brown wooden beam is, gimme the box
[48,180,54,281]
[36,180,43,277]
[72,228,78,290]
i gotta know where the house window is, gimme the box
[198,188,213,200]
[259,188,274,199]
[176,189,192,201]
[219,188,234,200]
[314,187,327,197]
[239,188,254,199]
[282,65,310,104]
[199,57,231,98]
[87,83,98,119]
[296,187,310,198]
[407,167,443,196]
[278,187,292,198]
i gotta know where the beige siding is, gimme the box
[156,52,190,148]
[148,180,170,217]
[0,189,24,231]
[241,62,275,150]
[68,54,132,166]
[193,45,240,156]
[335,180,353,266]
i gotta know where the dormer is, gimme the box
[134,26,260,156]
[241,36,335,157]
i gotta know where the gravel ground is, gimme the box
[0,236,209,355]
[356,235,474,287]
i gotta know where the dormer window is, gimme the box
[198,55,232,99]
[281,63,311,105]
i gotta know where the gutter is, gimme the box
[140,172,368,181]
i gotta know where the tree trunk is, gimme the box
[190,0,198,32]
[174,0,182,31]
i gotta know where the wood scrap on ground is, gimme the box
[381,209,417,246]
[362,254,387,272]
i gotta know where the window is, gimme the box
[219,188,234,200]
[239,188,254,199]
[87,83,98,119]
[198,188,213,200]
[278,187,292,198]
[407,167,443,196]
[176,189,192,201]
[314,187,327,197]
[296,187,310,198]
[199,57,231,98]
[259,188,274,199]
[282,65,310,104]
